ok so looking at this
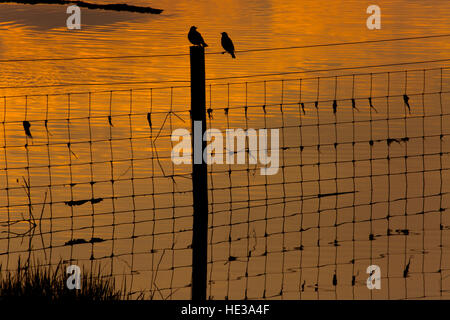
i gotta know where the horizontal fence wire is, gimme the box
[1,33,449,63]
[0,65,449,300]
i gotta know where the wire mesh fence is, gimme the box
[0,65,449,299]
[0,86,194,299]
[204,66,450,299]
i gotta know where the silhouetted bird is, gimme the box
[188,26,208,47]
[221,32,235,58]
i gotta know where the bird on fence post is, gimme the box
[188,26,208,47]
[221,32,236,58]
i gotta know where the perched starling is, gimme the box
[188,26,208,47]
[221,32,235,58]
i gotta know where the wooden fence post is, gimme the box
[190,45,208,301]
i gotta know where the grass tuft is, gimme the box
[0,259,126,301]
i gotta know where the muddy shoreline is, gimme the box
[0,0,163,14]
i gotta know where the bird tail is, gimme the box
[231,52,236,58]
